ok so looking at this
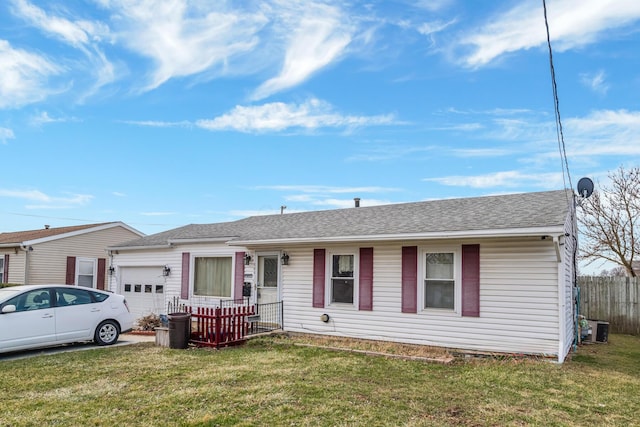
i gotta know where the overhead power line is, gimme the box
[543,0,573,193]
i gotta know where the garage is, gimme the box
[118,267,166,320]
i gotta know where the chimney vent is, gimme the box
[354,198,360,208]
[44,225,50,229]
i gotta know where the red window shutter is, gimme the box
[234,252,245,300]
[401,246,418,313]
[359,247,374,311]
[2,254,9,283]
[181,252,190,300]
[65,256,76,285]
[3,254,9,283]
[462,244,480,317]
[312,249,326,308]
[97,258,106,290]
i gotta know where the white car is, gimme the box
[0,285,134,354]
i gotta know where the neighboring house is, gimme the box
[109,190,577,362]
[0,222,144,289]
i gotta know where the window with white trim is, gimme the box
[0,257,4,283]
[76,258,96,288]
[424,251,456,310]
[194,256,232,297]
[330,253,355,304]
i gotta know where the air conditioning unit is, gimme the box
[587,320,609,343]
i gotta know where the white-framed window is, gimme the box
[0,257,4,283]
[76,258,97,288]
[420,247,460,312]
[193,256,232,298]
[328,252,357,305]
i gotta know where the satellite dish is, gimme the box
[577,177,594,198]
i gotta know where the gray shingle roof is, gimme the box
[112,190,572,248]
[0,223,116,245]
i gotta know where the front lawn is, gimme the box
[1,334,638,426]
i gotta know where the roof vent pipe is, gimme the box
[44,225,50,229]
[354,198,360,208]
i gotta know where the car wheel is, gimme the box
[95,320,120,346]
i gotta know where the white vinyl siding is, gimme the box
[282,239,562,358]
[111,244,248,318]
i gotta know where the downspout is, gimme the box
[553,236,562,263]
[554,235,564,363]
[20,245,33,284]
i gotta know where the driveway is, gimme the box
[0,333,155,361]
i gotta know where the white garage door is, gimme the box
[119,267,166,320]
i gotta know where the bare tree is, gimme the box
[578,166,640,277]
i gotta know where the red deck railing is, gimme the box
[187,305,256,348]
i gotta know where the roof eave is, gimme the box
[21,222,145,246]
[228,226,566,246]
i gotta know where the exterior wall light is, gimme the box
[281,252,290,266]
[162,265,171,277]
[244,253,252,265]
[108,266,115,276]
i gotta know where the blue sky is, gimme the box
[2,0,640,248]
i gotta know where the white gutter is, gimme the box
[228,226,566,246]
[107,244,173,251]
[168,237,235,244]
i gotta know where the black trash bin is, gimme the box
[168,312,191,349]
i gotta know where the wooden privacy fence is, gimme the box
[187,305,256,348]
[578,276,640,335]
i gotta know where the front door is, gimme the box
[256,255,279,305]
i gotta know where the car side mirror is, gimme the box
[1,305,17,314]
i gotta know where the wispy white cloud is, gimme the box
[0,40,63,108]
[251,2,353,100]
[458,0,640,68]
[0,127,15,144]
[417,19,457,36]
[30,111,79,126]
[0,188,93,209]
[11,0,115,99]
[196,98,395,133]
[424,170,563,189]
[565,109,640,156]
[112,192,127,197]
[121,120,192,128]
[251,184,399,211]
[579,70,609,95]
[11,0,110,47]
[103,0,266,92]
[451,148,513,158]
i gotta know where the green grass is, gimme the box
[1,334,639,426]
